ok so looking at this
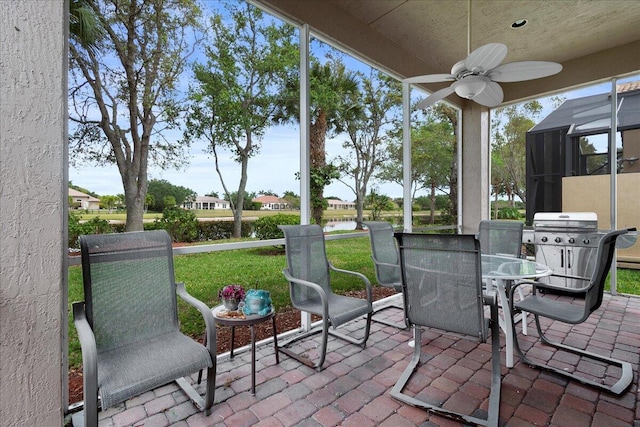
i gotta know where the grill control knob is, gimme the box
[583,238,590,245]
[568,237,575,244]
[541,236,548,242]
[555,237,562,243]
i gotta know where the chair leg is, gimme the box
[277,320,329,371]
[390,307,501,427]
[278,313,372,371]
[512,313,633,395]
[371,303,407,329]
[203,363,216,415]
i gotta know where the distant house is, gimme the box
[327,198,355,210]
[68,188,100,210]
[252,195,291,210]
[183,196,230,210]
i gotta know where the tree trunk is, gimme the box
[430,180,436,224]
[123,172,146,232]
[310,110,327,226]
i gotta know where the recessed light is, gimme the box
[511,19,528,29]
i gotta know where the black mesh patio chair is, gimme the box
[478,220,524,258]
[508,228,635,395]
[391,233,501,427]
[278,224,373,370]
[362,221,406,329]
[478,219,529,334]
[73,230,216,427]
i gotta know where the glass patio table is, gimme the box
[482,254,553,368]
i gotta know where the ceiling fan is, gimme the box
[405,2,562,109]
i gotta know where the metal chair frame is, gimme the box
[391,233,502,427]
[362,221,407,329]
[73,230,216,427]
[509,228,635,395]
[277,225,373,371]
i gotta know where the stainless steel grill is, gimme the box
[529,212,599,289]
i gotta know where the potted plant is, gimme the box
[218,284,246,311]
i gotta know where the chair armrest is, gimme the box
[73,302,98,403]
[282,268,329,317]
[508,277,590,301]
[328,262,373,302]
[371,257,400,270]
[176,282,216,358]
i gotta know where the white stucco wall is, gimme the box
[0,1,67,425]
[461,102,491,233]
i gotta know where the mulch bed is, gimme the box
[68,286,395,404]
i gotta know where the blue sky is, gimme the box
[68,2,639,201]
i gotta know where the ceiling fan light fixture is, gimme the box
[453,75,488,99]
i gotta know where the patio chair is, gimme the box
[278,224,373,370]
[362,221,406,329]
[478,219,528,334]
[391,233,501,427]
[478,219,524,258]
[508,227,635,395]
[73,230,216,427]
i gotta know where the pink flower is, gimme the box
[218,284,245,301]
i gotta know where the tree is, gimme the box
[146,179,196,212]
[491,101,543,205]
[275,52,360,225]
[335,70,401,229]
[100,195,118,212]
[379,103,457,222]
[183,2,298,237]
[69,0,105,54]
[68,0,202,231]
[365,189,394,221]
[282,190,301,210]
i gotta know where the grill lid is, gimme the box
[533,212,598,231]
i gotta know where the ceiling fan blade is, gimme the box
[403,74,456,84]
[464,43,507,73]
[472,81,503,107]
[488,61,563,82]
[415,86,455,110]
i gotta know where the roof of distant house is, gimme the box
[253,195,288,204]
[194,195,227,203]
[68,188,100,201]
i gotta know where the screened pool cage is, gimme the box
[525,83,640,225]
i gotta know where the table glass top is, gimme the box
[481,254,552,280]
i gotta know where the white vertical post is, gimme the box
[402,82,412,232]
[299,24,312,330]
[457,109,463,233]
[610,78,618,293]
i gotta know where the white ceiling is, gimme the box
[256,0,640,105]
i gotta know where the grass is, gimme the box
[67,233,640,369]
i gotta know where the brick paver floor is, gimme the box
[72,293,640,426]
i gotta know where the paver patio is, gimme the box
[71,292,640,426]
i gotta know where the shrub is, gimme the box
[156,207,199,242]
[67,212,112,248]
[497,207,521,220]
[253,214,299,240]
[198,220,252,240]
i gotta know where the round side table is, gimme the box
[211,305,279,395]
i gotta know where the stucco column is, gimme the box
[461,101,490,233]
[0,1,67,425]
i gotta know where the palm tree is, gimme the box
[69,0,104,53]
[275,57,359,225]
